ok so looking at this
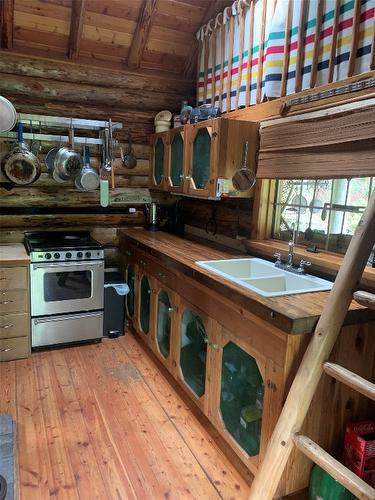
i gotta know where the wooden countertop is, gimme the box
[119,228,375,335]
[0,243,29,266]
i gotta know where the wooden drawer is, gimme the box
[0,290,28,314]
[0,336,29,361]
[138,254,177,291]
[0,266,27,290]
[0,313,29,340]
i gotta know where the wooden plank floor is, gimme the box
[0,332,251,499]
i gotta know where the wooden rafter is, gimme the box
[0,0,14,49]
[127,0,158,69]
[68,0,86,59]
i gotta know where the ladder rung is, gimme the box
[323,362,375,401]
[353,290,375,310]
[293,435,375,500]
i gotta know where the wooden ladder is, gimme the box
[248,190,375,500]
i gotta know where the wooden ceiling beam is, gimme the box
[0,0,14,49]
[0,52,195,96]
[127,0,158,69]
[68,0,86,59]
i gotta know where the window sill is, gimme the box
[245,239,375,292]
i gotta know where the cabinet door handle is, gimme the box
[157,272,167,279]
[0,324,13,329]
[211,343,220,350]
[168,307,174,313]
[0,300,13,305]
[185,175,191,180]
[0,347,13,352]
[126,250,133,256]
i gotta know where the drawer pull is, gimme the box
[0,300,13,305]
[0,324,13,329]
[168,307,174,313]
[0,347,13,352]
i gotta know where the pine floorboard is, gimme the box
[0,332,250,499]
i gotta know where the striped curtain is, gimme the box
[197,0,375,110]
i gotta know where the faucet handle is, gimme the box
[273,252,282,263]
[298,259,311,273]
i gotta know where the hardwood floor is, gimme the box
[0,333,251,499]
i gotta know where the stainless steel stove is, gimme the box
[24,231,104,348]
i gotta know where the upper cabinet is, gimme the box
[150,118,259,199]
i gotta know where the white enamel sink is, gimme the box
[195,258,333,297]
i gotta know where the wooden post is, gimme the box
[248,189,375,500]
[280,0,293,97]
[310,0,323,88]
[218,19,225,111]
[235,6,245,110]
[348,0,362,77]
[328,0,341,83]
[295,0,308,93]
[226,14,235,113]
[245,0,255,106]
[256,0,267,104]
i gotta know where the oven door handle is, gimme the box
[34,312,103,325]
[32,261,103,270]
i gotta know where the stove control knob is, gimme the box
[85,251,92,258]
[77,252,83,258]
[45,253,52,260]
[54,253,60,259]
[66,252,72,259]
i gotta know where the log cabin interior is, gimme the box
[0,0,375,498]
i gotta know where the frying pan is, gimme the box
[120,132,137,169]
[2,122,41,185]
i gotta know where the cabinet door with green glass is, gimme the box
[176,299,214,413]
[152,282,177,372]
[209,326,269,473]
[150,133,168,190]
[185,120,219,198]
[166,128,185,193]
[124,261,137,322]
[135,271,154,343]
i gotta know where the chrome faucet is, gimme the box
[287,223,296,267]
[273,223,311,274]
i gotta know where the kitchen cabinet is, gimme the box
[119,230,375,496]
[0,264,30,361]
[150,133,169,190]
[149,118,259,199]
[175,299,213,412]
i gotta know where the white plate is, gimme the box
[0,96,17,132]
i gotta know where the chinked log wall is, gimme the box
[0,52,197,263]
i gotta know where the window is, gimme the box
[272,177,375,254]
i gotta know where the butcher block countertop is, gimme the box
[0,244,29,266]
[119,228,375,335]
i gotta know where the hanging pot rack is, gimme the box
[0,113,122,146]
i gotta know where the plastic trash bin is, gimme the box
[104,271,129,338]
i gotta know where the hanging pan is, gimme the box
[2,122,41,185]
[232,141,256,191]
[54,126,83,181]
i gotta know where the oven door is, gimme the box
[30,260,104,316]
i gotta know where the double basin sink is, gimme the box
[195,258,333,298]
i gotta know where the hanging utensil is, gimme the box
[75,145,100,192]
[109,118,115,189]
[120,131,137,169]
[100,127,111,207]
[232,141,256,191]
[2,122,41,185]
[54,126,83,181]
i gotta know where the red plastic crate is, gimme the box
[343,420,375,487]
